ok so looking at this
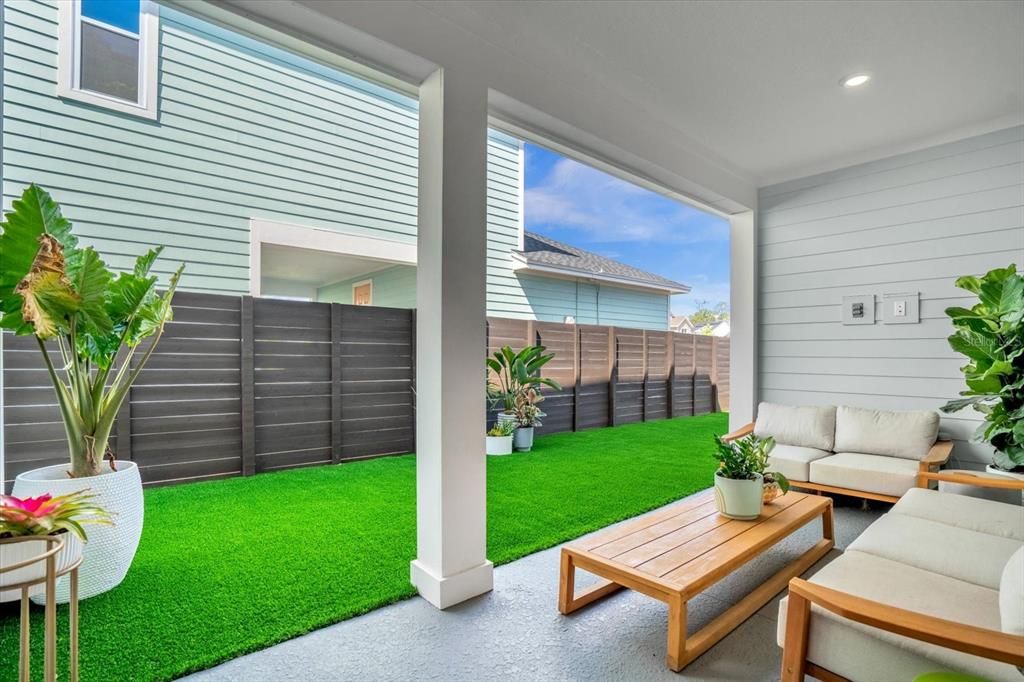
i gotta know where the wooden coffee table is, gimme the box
[558,490,833,672]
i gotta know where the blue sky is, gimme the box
[523,143,729,317]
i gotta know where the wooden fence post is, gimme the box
[572,325,581,432]
[330,303,342,464]
[641,330,648,422]
[240,295,256,476]
[666,331,675,419]
[691,334,698,416]
[711,336,719,413]
[607,326,617,427]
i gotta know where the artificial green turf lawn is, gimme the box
[0,413,726,680]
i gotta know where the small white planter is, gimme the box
[496,412,517,428]
[486,435,514,456]
[513,426,535,452]
[13,460,143,604]
[713,472,764,520]
[0,535,82,602]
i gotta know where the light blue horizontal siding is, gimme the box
[518,275,669,330]
[317,265,417,308]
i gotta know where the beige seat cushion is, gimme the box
[1000,546,1024,635]
[893,487,1024,542]
[833,405,939,460]
[766,445,832,482]
[809,452,919,498]
[848,513,1023,590]
[777,550,1018,682]
[754,402,836,451]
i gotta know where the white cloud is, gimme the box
[525,157,728,244]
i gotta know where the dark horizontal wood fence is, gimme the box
[3,291,727,489]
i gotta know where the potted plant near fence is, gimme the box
[486,345,561,427]
[485,420,516,456]
[941,265,1023,475]
[712,433,789,520]
[0,184,183,601]
[512,387,545,452]
[1,491,112,602]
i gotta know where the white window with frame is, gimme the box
[58,0,160,119]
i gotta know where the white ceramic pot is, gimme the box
[13,460,143,604]
[0,535,82,602]
[486,435,514,456]
[713,472,764,520]
[513,427,535,452]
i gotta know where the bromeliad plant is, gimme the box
[486,345,562,413]
[712,433,790,492]
[0,184,184,478]
[941,265,1024,472]
[0,491,113,541]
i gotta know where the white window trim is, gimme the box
[248,218,416,297]
[351,279,374,306]
[57,0,160,120]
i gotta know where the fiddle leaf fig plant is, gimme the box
[941,265,1024,471]
[0,184,184,478]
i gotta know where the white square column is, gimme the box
[728,209,757,429]
[410,67,493,609]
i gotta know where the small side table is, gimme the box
[0,535,82,682]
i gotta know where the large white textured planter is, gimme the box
[713,472,764,520]
[13,461,143,604]
[0,534,82,602]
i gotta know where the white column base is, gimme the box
[410,558,494,610]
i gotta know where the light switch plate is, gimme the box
[883,292,919,324]
[841,294,875,325]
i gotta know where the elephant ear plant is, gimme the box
[0,184,184,478]
[941,265,1024,472]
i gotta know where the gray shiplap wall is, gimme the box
[758,125,1024,466]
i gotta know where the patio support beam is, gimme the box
[410,66,493,609]
[728,210,757,429]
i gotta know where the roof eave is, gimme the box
[511,255,691,295]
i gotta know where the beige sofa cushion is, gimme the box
[848,513,1022,590]
[1000,546,1024,635]
[753,402,836,451]
[777,550,1017,682]
[833,405,939,460]
[766,444,832,482]
[892,487,1024,542]
[810,452,919,498]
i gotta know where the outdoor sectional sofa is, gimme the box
[778,486,1024,681]
[728,403,952,503]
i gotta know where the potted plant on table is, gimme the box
[512,387,546,452]
[941,265,1023,475]
[1,491,112,602]
[485,420,516,456]
[712,434,789,520]
[0,184,183,602]
[486,345,561,427]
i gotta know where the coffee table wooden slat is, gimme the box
[558,491,834,672]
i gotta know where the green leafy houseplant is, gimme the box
[712,434,790,491]
[486,345,562,413]
[513,387,546,428]
[0,184,184,478]
[941,265,1024,472]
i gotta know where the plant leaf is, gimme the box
[14,234,80,339]
[66,246,113,336]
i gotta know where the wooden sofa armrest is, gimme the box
[918,470,1024,491]
[781,578,1024,681]
[721,422,753,443]
[916,440,954,487]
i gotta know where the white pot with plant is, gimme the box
[712,434,789,520]
[486,420,516,455]
[486,344,561,427]
[0,490,112,602]
[1,184,183,601]
[512,387,547,452]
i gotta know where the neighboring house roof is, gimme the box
[696,319,730,336]
[669,315,694,331]
[512,232,691,295]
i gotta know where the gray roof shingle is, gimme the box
[514,232,690,293]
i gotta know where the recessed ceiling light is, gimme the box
[841,73,872,88]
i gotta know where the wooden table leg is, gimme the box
[822,499,834,542]
[20,587,30,682]
[558,550,624,614]
[666,594,688,672]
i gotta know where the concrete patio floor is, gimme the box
[186,494,882,681]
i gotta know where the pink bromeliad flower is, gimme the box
[0,491,112,540]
